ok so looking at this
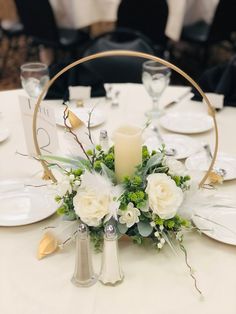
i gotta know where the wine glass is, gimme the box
[142,60,171,119]
[20,62,49,99]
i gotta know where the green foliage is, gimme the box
[172,175,191,190]
[90,227,104,252]
[52,143,192,252]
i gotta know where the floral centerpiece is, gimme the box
[55,146,191,250]
[39,107,203,294]
[46,108,192,253]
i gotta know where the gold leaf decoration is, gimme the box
[208,171,223,184]
[37,231,58,260]
[66,108,84,130]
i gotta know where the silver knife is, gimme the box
[165,89,191,108]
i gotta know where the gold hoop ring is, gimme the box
[32,50,218,187]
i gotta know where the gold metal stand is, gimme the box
[32,50,219,187]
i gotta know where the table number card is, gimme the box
[19,96,59,156]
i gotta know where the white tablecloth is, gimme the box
[49,0,219,41]
[1,85,236,314]
[166,0,220,41]
[49,0,121,29]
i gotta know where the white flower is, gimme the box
[119,202,140,228]
[73,171,122,227]
[176,231,183,241]
[154,231,160,238]
[150,221,156,227]
[145,173,183,220]
[159,225,164,231]
[165,157,186,177]
[74,180,80,186]
[160,238,165,245]
[157,243,163,249]
[57,177,72,197]
[69,174,75,181]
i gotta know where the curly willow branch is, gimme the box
[179,242,202,296]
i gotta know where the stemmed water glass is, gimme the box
[142,61,175,156]
[20,62,49,99]
[142,60,171,119]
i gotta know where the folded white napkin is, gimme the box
[205,93,224,110]
[69,86,91,100]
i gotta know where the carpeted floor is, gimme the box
[0,35,41,91]
[0,33,235,91]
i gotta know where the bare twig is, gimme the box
[87,106,96,145]
[63,106,92,166]
[15,151,69,174]
[179,242,202,296]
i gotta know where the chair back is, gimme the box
[117,0,168,46]
[208,0,236,43]
[82,28,156,83]
[14,0,59,46]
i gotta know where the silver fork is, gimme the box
[203,144,227,177]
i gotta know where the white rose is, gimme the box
[165,157,186,177]
[73,188,110,227]
[73,171,122,226]
[145,173,183,219]
[57,177,72,197]
[119,202,140,228]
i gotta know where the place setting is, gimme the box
[2,1,236,313]
[185,149,236,181]
[0,178,58,227]
[141,60,211,160]
[55,106,106,128]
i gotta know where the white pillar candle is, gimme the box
[114,125,142,182]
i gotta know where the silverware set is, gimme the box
[203,144,227,177]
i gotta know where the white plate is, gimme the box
[0,180,57,226]
[159,113,214,134]
[192,206,236,245]
[0,128,10,142]
[56,107,105,128]
[145,134,201,159]
[185,152,236,181]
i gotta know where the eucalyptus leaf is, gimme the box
[117,222,128,234]
[137,221,153,237]
[143,153,163,175]
[101,163,116,182]
[41,155,90,169]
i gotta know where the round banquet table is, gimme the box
[166,0,220,41]
[0,84,236,314]
[49,0,121,29]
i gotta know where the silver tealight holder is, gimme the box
[71,223,97,287]
[99,223,124,285]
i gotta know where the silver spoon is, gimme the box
[203,144,227,177]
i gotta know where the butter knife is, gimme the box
[165,89,191,108]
